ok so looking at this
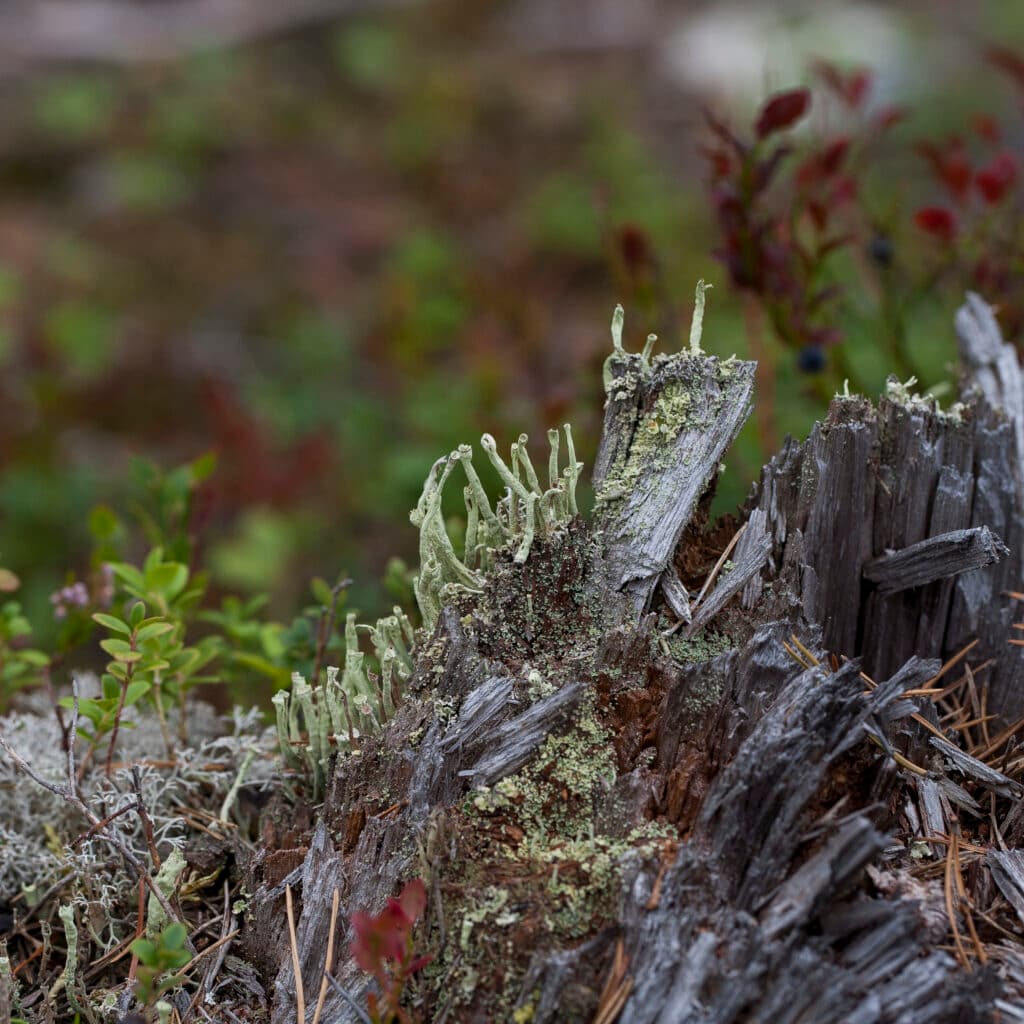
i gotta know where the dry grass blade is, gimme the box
[286,883,306,1024]
[693,522,746,607]
[168,929,241,988]
[311,887,340,1024]
[592,938,633,1024]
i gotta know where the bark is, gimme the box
[239,293,1024,1024]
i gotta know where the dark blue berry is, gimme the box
[869,235,893,267]
[797,346,826,373]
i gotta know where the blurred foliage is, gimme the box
[1,2,1023,710]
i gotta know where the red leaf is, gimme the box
[351,912,389,976]
[807,199,828,231]
[972,113,1002,143]
[797,138,850,187]
[832,175,857,204]
[701,145,733,182]
[845,70,872,109]
[398,878,427,924]
[976,151,1018,204]
[405,953,435,975]
[987,45,1024,91]
[812,61,872,109]
[914,206,957,242]
[874,105,907,131]
[917,141,972,203]
[755,88,811,139]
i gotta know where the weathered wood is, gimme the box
[863,526,1007,596]
[594,347,756,614]
[238,294,1024,1024]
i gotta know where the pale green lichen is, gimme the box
[146,847,187,934]
[689,279,713,356]
[411,425,583,629]
[273,607,416,798]
[596,379,706,506]
[663,627,734,665]
[460,887,510,951]
[441,696,673,1016]
[884,374,966,424]
[595,293,740,510]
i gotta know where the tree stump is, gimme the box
[241,293,1024,1023]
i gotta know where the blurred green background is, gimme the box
[2,0,1023,667]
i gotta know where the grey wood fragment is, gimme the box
[956,290,1024,487]
[988,850,1024,928]
[915,777,947,839]
[595,353,755,614]
[659,564,691,622]
[929,733,1024,799]
[863,526,1007,595]
[438,674,514,755]
[760,815,887,939]
[461,681,584,787]
[684,509,770,637]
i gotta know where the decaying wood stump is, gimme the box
[240,293,1024,1023]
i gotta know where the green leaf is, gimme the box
[124,680,152,705]
[102,673,121,698]
[130,938,157,965]
[88,503,121,541]
[189,451,217,485]
[310,576,333,606]
[17,649,49,667]
[100,638,141,662]
[92,612,130,635]
[159,922,188,951]
[260,624,286,661]
[130,601,147,627]
[136,621,174,643]
[232,651,291,684]
[110,562,146,591]
[106,661,128,681]
[144,562,188,600]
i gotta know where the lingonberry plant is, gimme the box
[700,51,1023,405]
[351,878,433,1024]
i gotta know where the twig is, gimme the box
[104,654,139,780]
[312,577,352,689]
[190,880,236,1015]
[66,675,81,801]
[131,765,162,871]
[167,928,241,988]
[286,884,306,1023]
